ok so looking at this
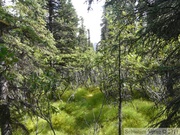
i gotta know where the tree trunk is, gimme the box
[0,105,12,135]
[118,31,122,135]
[48,0,53,32]
[0,76,12,135]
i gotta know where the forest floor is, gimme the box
[16,87,160,135]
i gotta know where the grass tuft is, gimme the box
[19,87,161,135]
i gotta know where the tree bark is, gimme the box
[48,0,53,32]
[0,76,12,135]
[118,33,122,135]
[0,105,12,135]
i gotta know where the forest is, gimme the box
[0,0,179,135]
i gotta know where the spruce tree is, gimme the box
[92,0,180,128]
[0,0,59,134]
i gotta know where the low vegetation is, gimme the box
[13,87,161,135]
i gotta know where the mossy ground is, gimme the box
[15,87,161,135]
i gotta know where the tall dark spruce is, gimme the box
[0,0,58,134]
[0,1,12,134]
[90,0,180,128]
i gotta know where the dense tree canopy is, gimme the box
[0,0,95,134]
[91,0,180,129]
[0,0,179,134]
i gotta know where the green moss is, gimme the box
[19,87,161,135]
[101,106,117,121]
[76,87,88,97]
[51,111,76,133]
[133,99,157,120]
[24,118,36,132]
[101,121,118,135]
[86,92,104,108]
[123,106,148,128]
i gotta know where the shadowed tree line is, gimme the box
[0,0,97,134]
[89,0,180,134]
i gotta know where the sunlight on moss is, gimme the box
[86,93,93,97]
[102,106,117,121]
[101,121,118,135]
[52,111,76,133]
[123,107,148,128]
[133,99,158,121]
[21,87,161,135]
[24,118,35,132]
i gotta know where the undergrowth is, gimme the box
[16,87,161,135]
